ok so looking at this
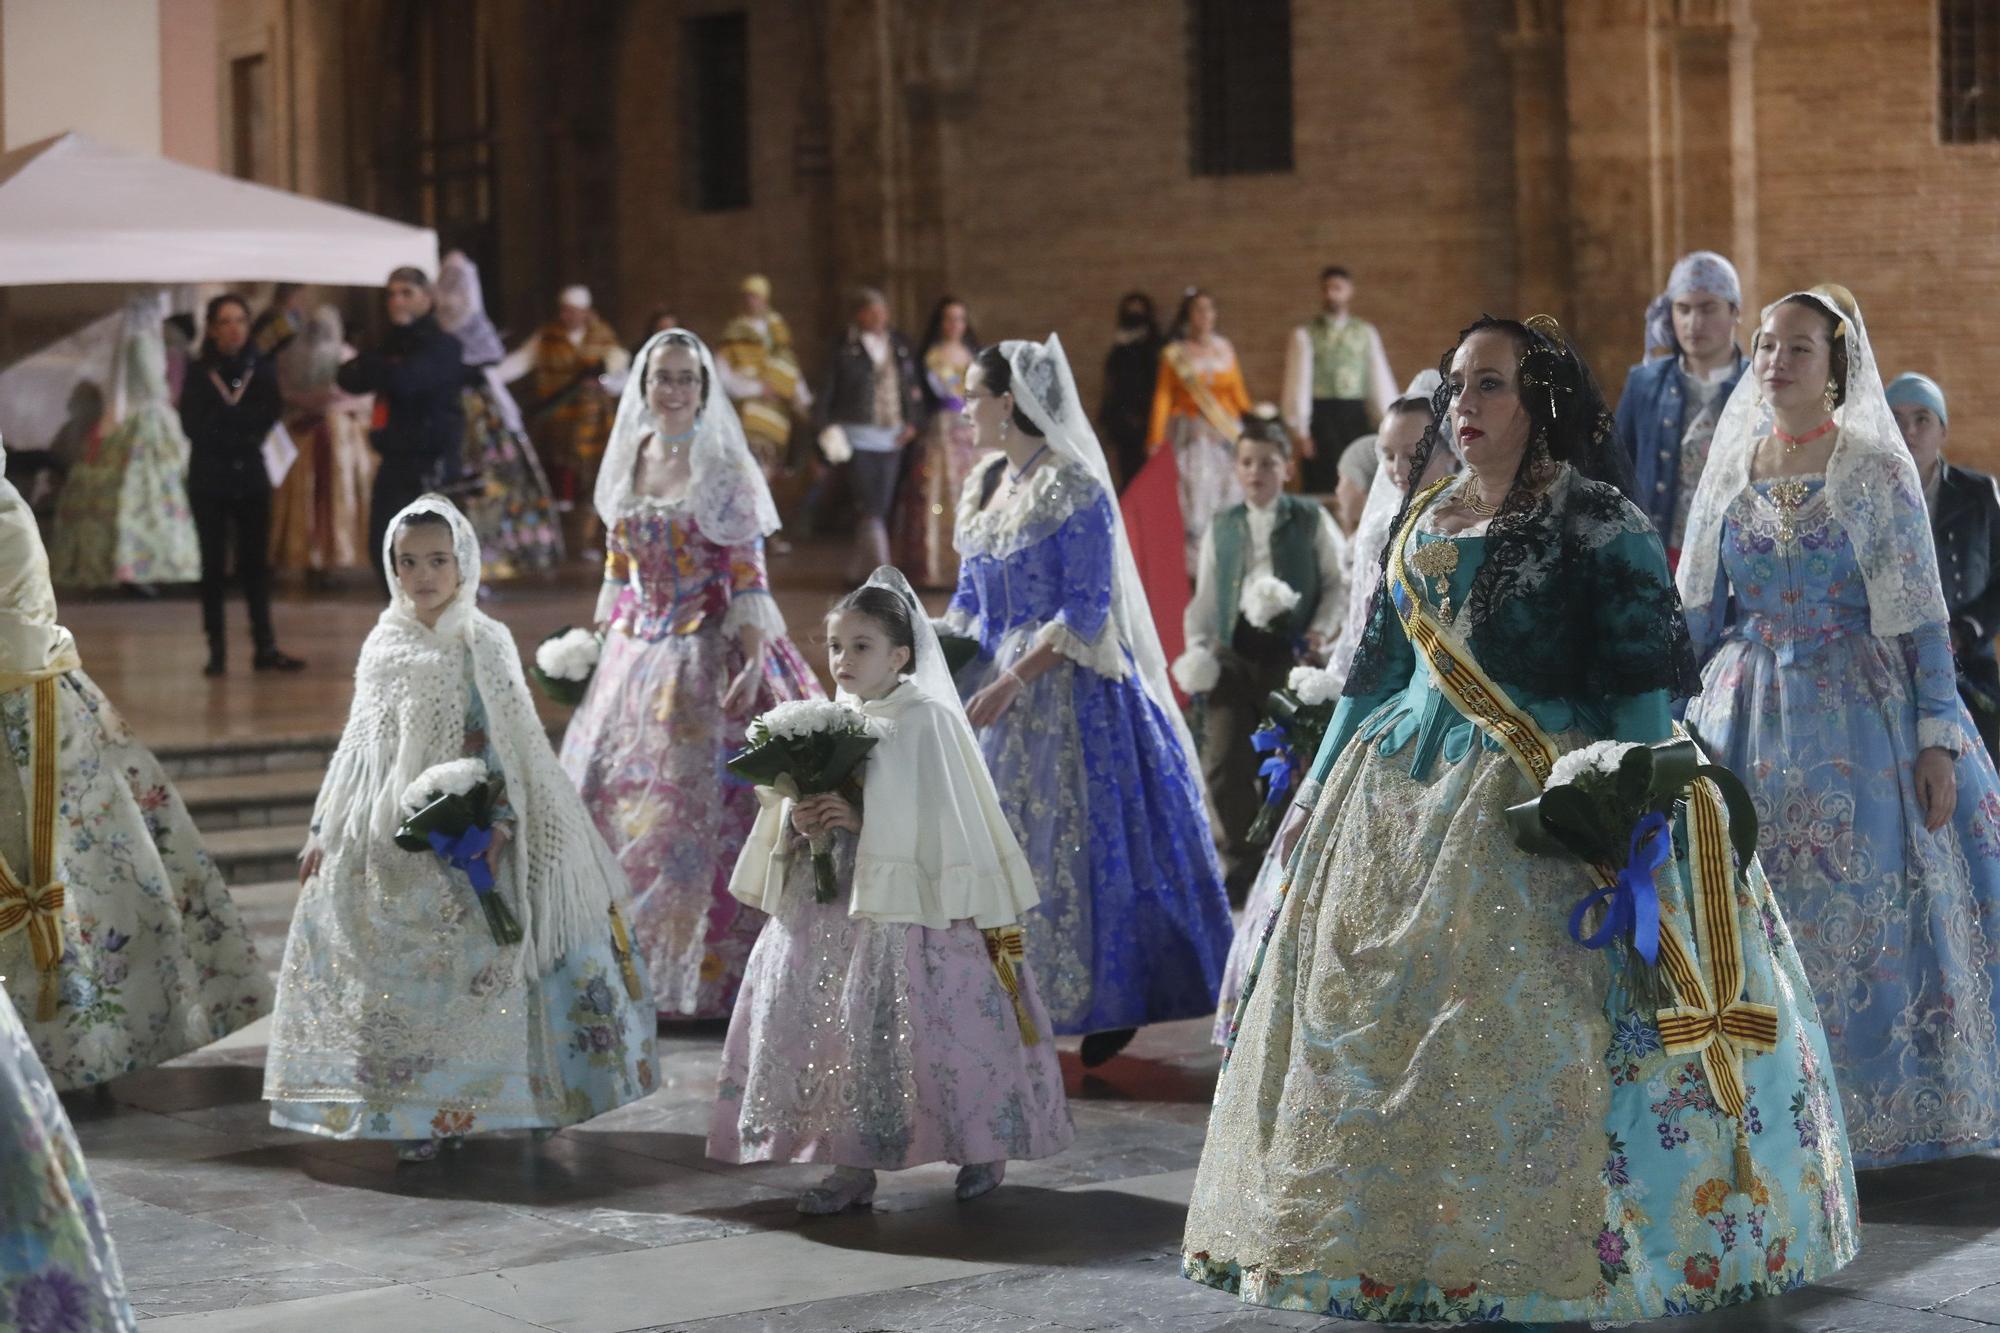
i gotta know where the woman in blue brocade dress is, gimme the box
[1183,317,1857,1326]
[1680,286,2000,1170]
[946,337,1231,1066]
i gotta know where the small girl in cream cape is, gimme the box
[707,567,1073,1213]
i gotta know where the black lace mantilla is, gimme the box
[1345,317,1700,706]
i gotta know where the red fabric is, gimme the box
[1120,444,1189,695]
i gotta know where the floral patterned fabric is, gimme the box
[1686,475,2000,1168]
[892,352,984,590]
[268,407,375,574]
[708,831,1073,1168]
[1,671,271,1091]
[1,989,135,1332]
[266,671,655,1140]
[947,454,1232,1034]
[459,386,564,579]
[560,501,821,1017]
[46,409,201,589]
[1183,525,1858,1325]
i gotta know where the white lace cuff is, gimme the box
[1919,716,1967,757]
[593,580,627,627]
[722,589,787,641]
[1036,619,1128,679]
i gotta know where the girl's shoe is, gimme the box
[396,1138,441,1162]
[796,1166,877,1215]
[955,1161,1005,1201]
[1079,1027,1137,1067]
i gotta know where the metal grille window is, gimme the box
[1188,0,1295,176]
[1941,0,2000,143]
[686,12,752,211]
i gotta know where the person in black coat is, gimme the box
[1890,371,2000,759]
[814,287,922,577]
[1099,292,1162,492]
[337,266,467,574]
[179,293,303,675]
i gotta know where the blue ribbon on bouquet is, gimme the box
[1566,810,1669,965]
[428,827,495,893]
[1251,722,1297,807]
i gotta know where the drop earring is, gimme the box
[1823,379,1839,414]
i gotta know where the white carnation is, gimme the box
[1241,574,1302,630]
[1287,664,1341,707]
[401,758,490,813]
[1547,740,1637,791]
[535,627,602,682]
[1171,646,1221,695]
[756,698,868,741]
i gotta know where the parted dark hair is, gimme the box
[972,345,1046,438]
[645,330,713,411]
[387,266,433,291]
[391,506,455,558]
[1236,410,1292,460]
[1772,292,1851,409]
[1320,265,1352,283]
[1168,288,1213,342]
[1384,395,1435,421]
[828,584,919,669]
[204,293,251,328]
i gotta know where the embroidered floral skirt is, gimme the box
[561,622,822,1017]
[964,637,1232,1034]
[1,989,135,1332]
[707,833,1072,1169]
[1,672,272,1090]
[459,388,564,579]
[1182,725,1859,1325]
[47,413,200,588]
[1167,415,1241,580]
[1689,633,2000,1168]
[264,848,656,1141]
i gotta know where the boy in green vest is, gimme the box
[1171,413,1347,900]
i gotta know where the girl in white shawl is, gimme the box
[266,496,656,1161]
[708,567,1073,1213]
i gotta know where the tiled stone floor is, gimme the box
[51,554,2000,1331]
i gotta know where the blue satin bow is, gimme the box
[1567,810,1668,965]
[428,826,495,893]
[1251,723,1296,808]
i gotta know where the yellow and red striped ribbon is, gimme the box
[0,678,66,1020]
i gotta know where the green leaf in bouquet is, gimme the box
[1536,785,1616,864]
[1645,738,1699,809]
[806,731,879,790]
[1694,762,1760,869]
[1263,689,1305,726]
[1613,744,1656,811]
[394,790,476,852]
[725,737,798,789]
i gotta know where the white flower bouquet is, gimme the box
[530,626,602,708]
[1240,574,1303,632]
[726,700,880,903]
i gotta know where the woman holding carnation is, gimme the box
[709,570,1072,1213]
[1183,317,1858,1324]
[947,336,1231,1068]
[267,497,655,1161]
[1680,288,2000,1168]
[560,330,822,1019]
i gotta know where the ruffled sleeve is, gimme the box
[719,537,786,640]
[594,518,631,626]
[1032,490,1129,678]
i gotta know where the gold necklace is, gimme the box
[1456,483,1501,517]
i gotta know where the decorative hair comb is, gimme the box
[1524,313,1569,352]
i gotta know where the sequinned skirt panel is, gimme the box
[1213,841,1285,1046]
[1,989,136,1331]
[0,672,272,1090]
[1182,723,1859,1325]
[967,635,1232,1033]
[1689,633,2000,1168]
[707,832,1073,1169]
[560,622,822,1017]
[263,845,656,1141]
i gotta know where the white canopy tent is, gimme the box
[0,131,437,285]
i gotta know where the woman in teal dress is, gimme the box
[1183,317,1858,1325]
[1679,287,2000,1169]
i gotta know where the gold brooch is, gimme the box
[1408,539,1462,624]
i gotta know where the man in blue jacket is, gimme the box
[1613,251,1748,565]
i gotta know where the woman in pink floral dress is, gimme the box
[561,331,822,1018]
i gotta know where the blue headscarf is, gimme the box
[1885,372,1948,427]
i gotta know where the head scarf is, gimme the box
[1886,372,1948,427]
[1337,435,1379,490]
[435,252,508,367]
[1668,251,1743,308]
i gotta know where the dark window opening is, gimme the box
[1940,0,2000,144]
[687,12,752,211]
[1188,0,1295,176]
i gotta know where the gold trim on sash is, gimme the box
[1385,482,1778,1183]
[0,678,66,1020]
[983,924,1039,1046]
[1162,342,1244,445]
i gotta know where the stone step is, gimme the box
[155,733,340,781]
[177,767,325,832]
[204,823,309,886]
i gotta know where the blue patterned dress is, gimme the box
[2,988,135,1331]
[1686,473,2000,1169]
[1185,471,1858,1325]
[947,453,1231,1034]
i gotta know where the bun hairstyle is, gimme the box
[972,346,1047,438]
[1775,284,1858,409]
[828,584,919,671]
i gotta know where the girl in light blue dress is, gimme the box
[1680,286,2000,1169]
